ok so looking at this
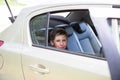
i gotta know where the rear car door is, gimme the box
[22,46,110,80]
[21,11,111,80]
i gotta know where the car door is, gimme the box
[21,12,111,80]
[21,46,111,80]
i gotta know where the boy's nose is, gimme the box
[60,41,64,45]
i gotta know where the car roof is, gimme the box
[26,0,120,8]
[89,8,120,18]
[25,0,120,6]
[20,0,120,17]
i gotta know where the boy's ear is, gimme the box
[50,41,54,46]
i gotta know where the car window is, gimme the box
[30,10,104,58]
[30,14,48,45]
[51,12,70,17]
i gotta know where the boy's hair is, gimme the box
[50,28,67,41]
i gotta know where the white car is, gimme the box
[0,0,120,80]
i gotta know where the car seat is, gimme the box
[65,25,84,52]
[66,22,102,55]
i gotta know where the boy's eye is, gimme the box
[56,40,60,42]
[62,39,66,42]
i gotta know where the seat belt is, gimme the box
[92,18,120,80]
[102,38,120,80]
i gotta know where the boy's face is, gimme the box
[50,35,67,49]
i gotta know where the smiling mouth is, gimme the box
[59,47,65,49]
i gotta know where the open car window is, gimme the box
[29,9,104,58]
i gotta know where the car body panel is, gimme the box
[22,46,110,80]
[0,42,24,80]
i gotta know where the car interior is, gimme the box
[30,9,103,57]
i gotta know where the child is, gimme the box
[50,28,68,49]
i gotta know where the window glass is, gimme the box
[30,14,48,45]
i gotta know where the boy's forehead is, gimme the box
[56,33,67,37]
[55,35,67,40]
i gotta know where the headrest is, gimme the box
[54,24,73,37]
[50,15,70,28]
[55,24,69,28]
[50,15,70,23]
[70,22,86,33]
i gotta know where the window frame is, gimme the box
[29,10,105,59]
[29,13,49,46]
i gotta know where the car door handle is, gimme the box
[29,64,49,74]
